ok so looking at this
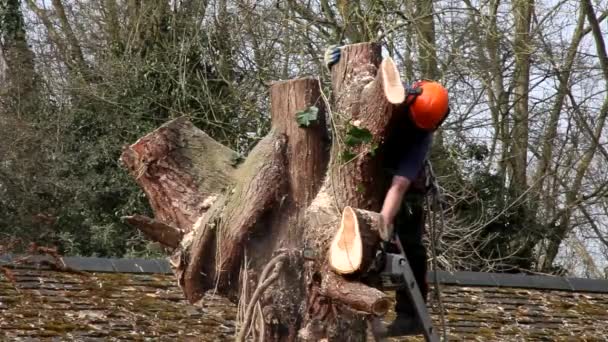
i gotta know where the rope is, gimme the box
[235,252,288,342]
[425,160,449,342]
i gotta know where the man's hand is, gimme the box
[324,45,341,69]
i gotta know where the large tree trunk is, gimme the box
[120,42,403,341]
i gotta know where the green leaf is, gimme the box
[341,150,356,162]
[344,125,373,147]
[356,184,366,193]
[296,106,319,127]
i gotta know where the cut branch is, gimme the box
[328,44,406,210]
[321,269,390,317]
[120,116,238,231]
[183,132,287,301]
[215,133,288,289]
[122,214,183,248]
[270,78,329,207]
[329,206,384,275]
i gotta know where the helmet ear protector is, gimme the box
[405,79,451,131]
[404,82,422,105]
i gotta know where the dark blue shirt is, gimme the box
[384,115,432,182]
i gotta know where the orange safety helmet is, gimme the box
[405,80,450,131]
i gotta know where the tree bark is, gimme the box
[120,117,238,232]
[510,0,534,193]
[415,0,439,80]
[51,0,88,76]
[326,44,404,211]
[121,42,402,341]
[122,214,183,248]
[186,131,288,298]
[102,0,123,54]
[321,269,390,316]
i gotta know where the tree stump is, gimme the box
[120,42,406,341]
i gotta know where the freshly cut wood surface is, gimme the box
[381,57,406,104]
[330,207,363,274]
[329,206,384,275]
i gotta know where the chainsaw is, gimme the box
[365,239,440,342]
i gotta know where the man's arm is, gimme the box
[380,175,411,236]
[379,132,432,239]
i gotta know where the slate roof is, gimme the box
[401,282,608,342]
[1,255,607,341]
[0,255,236,341]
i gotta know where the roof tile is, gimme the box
[2,257,608,340]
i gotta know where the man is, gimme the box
[325,46,450,337]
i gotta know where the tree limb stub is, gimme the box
[241,78,328,273]
[271,77,329,208]
[329,206,384,275]
[331,42,382,99]
[216,132,288,290]
[321,268,391,317]
[122,214,183,248]
[328,44,405,211]
[359,57,406,136]
[120,116,238,232]
[304,43,399,253]
[183,132,288,302]
[294,42,398,334]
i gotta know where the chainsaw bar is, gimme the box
[376,241,440,342]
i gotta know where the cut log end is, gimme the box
[381,57,405,104]
[371,299,391,317]
[329,207,363,274]
[329,206,384,275]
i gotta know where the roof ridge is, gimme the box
[0,254,171,274]
[2,254,608,293]
[432,270,608,294]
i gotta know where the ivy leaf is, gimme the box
[344,125,373,147]
[296,106,319,127]
[341,150,356,162]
